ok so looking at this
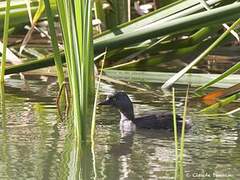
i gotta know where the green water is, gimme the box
[0,75,240,179]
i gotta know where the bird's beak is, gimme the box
[98,98,111,105]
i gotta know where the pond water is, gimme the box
[0,75,240,179]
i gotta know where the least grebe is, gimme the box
[99,92,191,131]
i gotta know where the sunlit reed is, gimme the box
[56,0,95,141]
[0,0,10,84]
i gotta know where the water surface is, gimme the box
[0,75,240,179]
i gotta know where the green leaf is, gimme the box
[33,0,45,24]
[161,18,240,89]
[103,70,240,88]
[0,0,11,84]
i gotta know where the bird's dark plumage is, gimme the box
[99,92,191,130]
[133,112,183,129]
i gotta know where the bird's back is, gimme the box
[133,112,186,130]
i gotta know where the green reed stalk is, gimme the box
[43,0,64,86]
[172,87,179,180]
[90,50,106,179]
[56,0,95,141]
[0,85,6,128]
[172,88,178,159]
[0,0,10,84]
[91,51,106,142]
[180,86,189,162]
[94,0,105,32]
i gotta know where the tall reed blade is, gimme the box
[172,87,179,179]
[172,87,178,159]
[56,0,95,141]
[1,0,11,84]
[43,0,64,86]
[91,51,106,142]
[180,86,189,162]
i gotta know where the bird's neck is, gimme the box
[120,112,131,121]
[119,106,135,121]
[119,112,136,138]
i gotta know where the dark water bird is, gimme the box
[99,92,191,133]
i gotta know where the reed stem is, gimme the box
[0,0,10,84]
